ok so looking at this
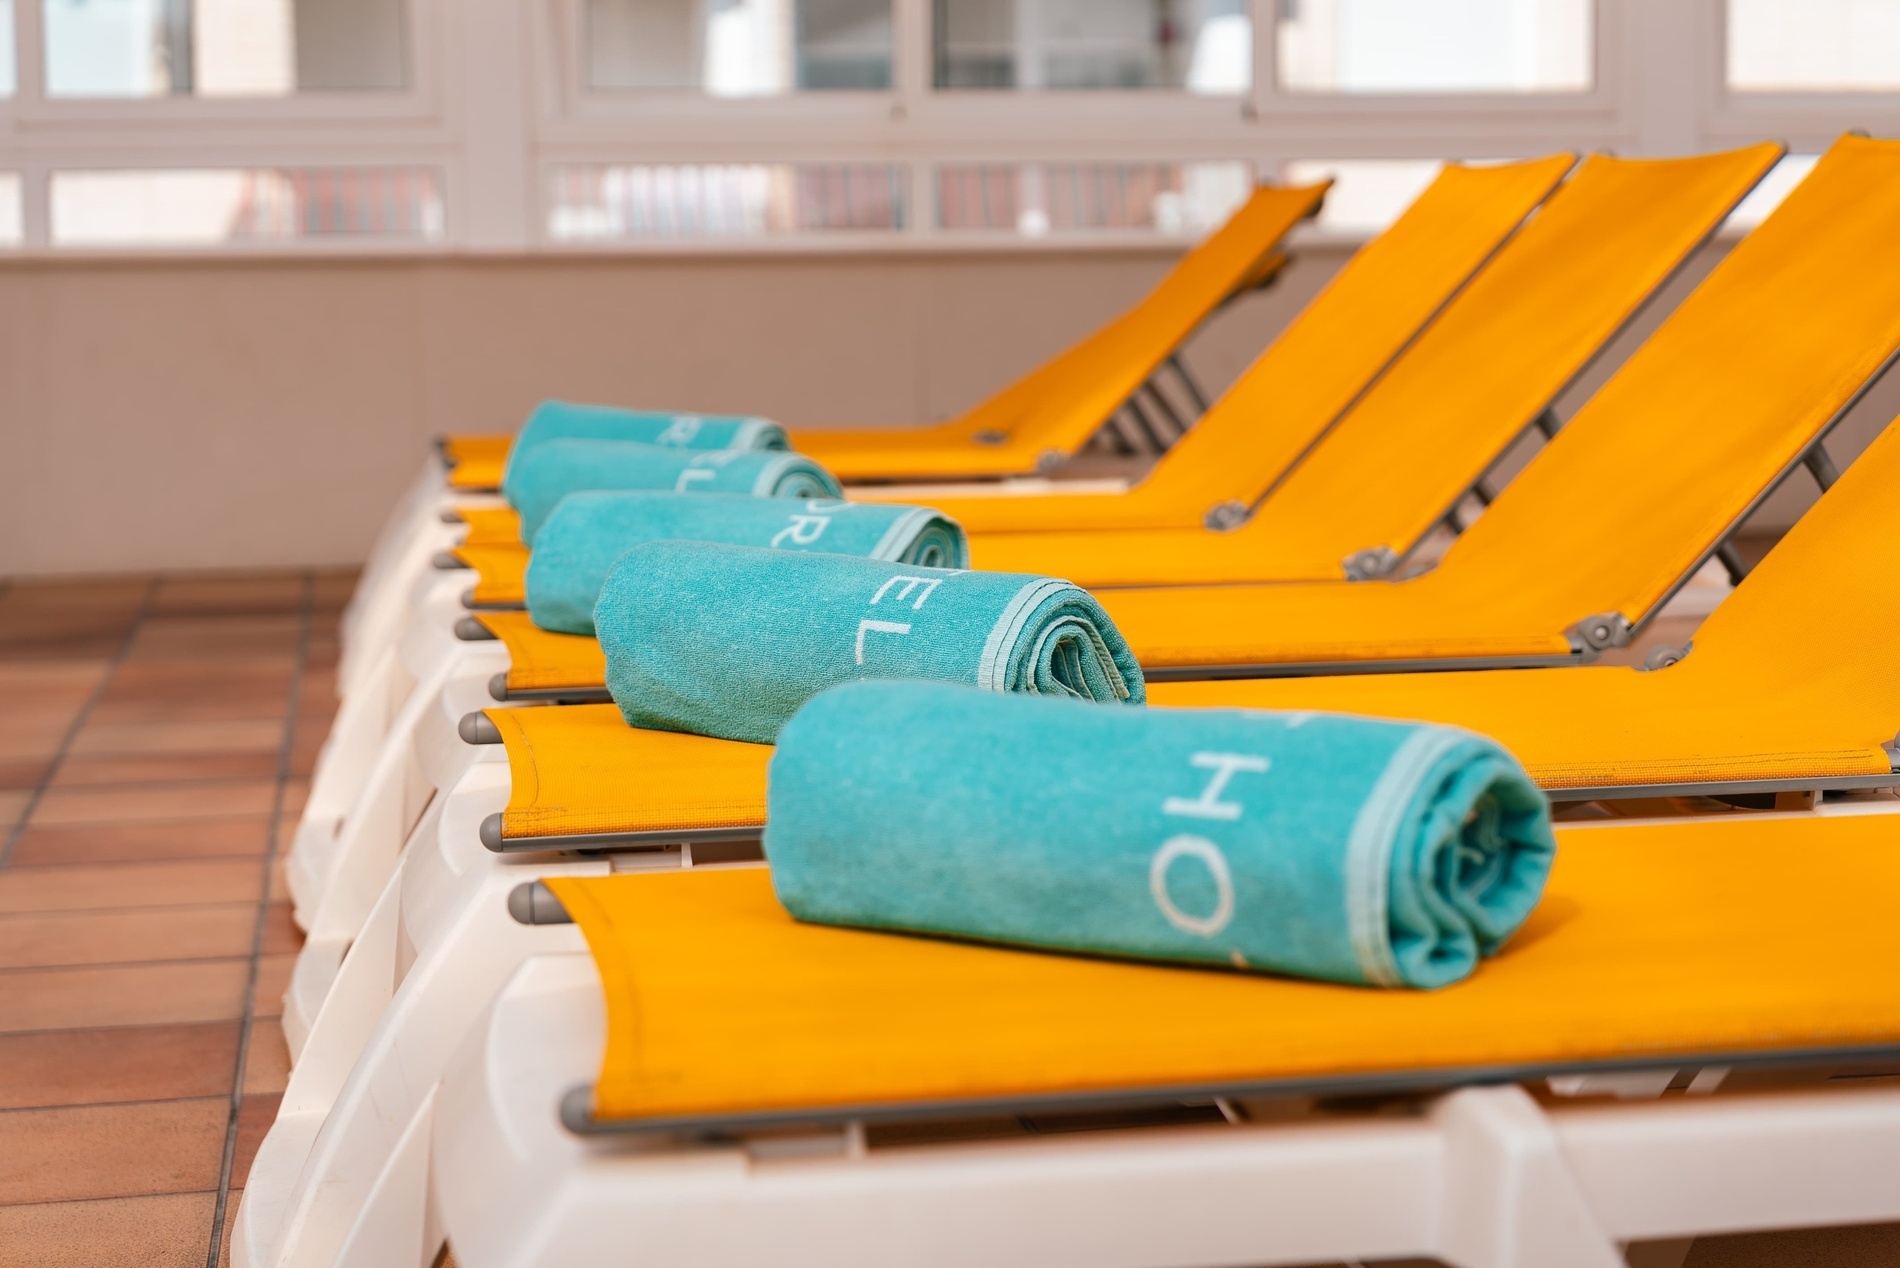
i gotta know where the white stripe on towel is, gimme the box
[1342,727,1465,988]
[977,578,1073,692]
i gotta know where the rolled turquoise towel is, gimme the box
[527,491,968,636]
[501,399,786,488]
[767,680,1555,990]
[598,541,1143,743]
[508,440,843,543]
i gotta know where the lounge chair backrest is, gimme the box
[1229,143,1785,576]
[947,182,1328,453]
[1128,154,1576,518]
[1682,410,1900,717]
[1427,134,1900,638]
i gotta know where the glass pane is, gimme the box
[1279,0,1590,94]
[586,0,892,93]
[1281,159,1444,233]
[936,161,1253,234]
[0,174,21,246]
[1722,153,1817,229]
[1,0,15,97]
[548,163,906,239]
[42,0,407,98]
[1728,0,1900,92]
[50,168,444,245]
[933,0,1251,93]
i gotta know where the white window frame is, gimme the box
[0,0,1893,254]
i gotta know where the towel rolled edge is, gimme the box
[977,579,1145,704]
[869,507,971,569]
[1345,726,1554,989]
[752,453,845,499]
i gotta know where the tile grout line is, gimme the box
[206,569,315,1268]
[0,579,159,870]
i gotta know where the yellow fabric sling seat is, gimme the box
[455,506,521,546]
[442,435,514,492]
[475,610,605,697]
[548,813,1900,1129]
[452,543,530,609]
[878,147,1772,540]
[478,404,1900,846]
[435,184,1323,493]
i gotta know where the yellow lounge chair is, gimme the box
[810,156,1571,490]
[472,397,1900,850]
[961,138,1890,587]
[877,146,1776,539]
[1079,132,1900,664]
[435,156,1570,547]
[1143,409,1900,797]
[445,137,1893,708]
[442,145,1770,611]
[440,183,1328,492]
[548,812,1900,1133]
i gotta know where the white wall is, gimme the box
[3,233,1892,577]
[0,241,1320,574]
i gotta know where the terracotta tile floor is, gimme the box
[0,569,344,1267]
[0,566,1893,1268]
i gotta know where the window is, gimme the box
[49,168,444,245]
[586,0,893,93]
[932,0,1250,94]
[1721,153,1817,229]
[1,0,15,96]
[0,174,21,245]
[1278,0,1592,93]
[548,163,905,239]
[936,161,1252,234]
[1280,160,1446,234]
[1727,0,1900,92]
[41,0,408,97]
[2,0,1890,253]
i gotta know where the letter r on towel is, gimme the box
[659,415,703,445]
[870,576,943,609]
[771,515,832,548]
[855,620,911,664]
[675,468,717,491]
[1163,752,1270,821]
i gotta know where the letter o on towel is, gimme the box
[1150,835,1235,937]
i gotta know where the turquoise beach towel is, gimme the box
[501,399,786,488]
[597,541,1143,743]
[526,491,968,635]
[767,681,1555,990]
[508,440,843,543]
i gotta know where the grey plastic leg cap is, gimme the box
[507,880,572,925]
[454,616,499,641]
[458,711,504,745]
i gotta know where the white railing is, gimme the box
[1,0,1898,253]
